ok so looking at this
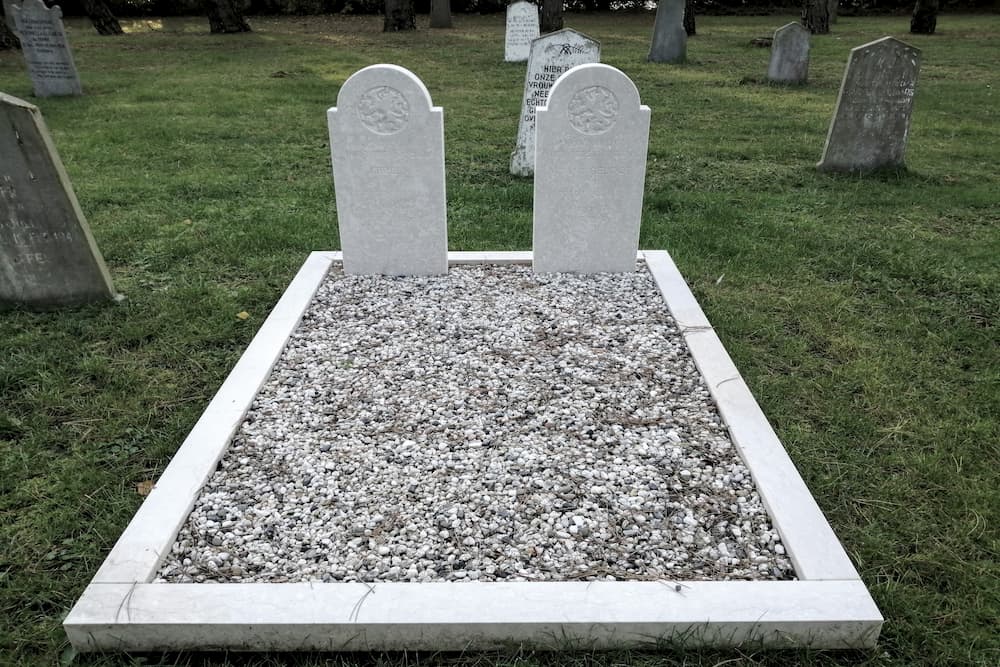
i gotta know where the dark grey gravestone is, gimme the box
[767,22,810,84]
[12,0,82,97]
[3,0,18,33]
[818,37,921,172]
[1,93,117,308]
[648,0,686,63]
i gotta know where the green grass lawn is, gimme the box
[1,11,997,666]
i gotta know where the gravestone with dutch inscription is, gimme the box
[504,1,539,63]
[533,64,650,274]
[648,0,686,63]
[1,93,117,308]
[327,65,447,276]
[767,22,810,84]
[12,0,81,97]
[818,37,921,172]
[510,29,600,177]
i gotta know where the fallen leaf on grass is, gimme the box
[136,480,155,496]
[237,311,250,320]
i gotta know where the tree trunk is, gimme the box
[384,0,416,31]
[910,0,938,34]
[540,0,563,33]
[205,0,251,34]
[828,0,838,23]
[82,0,123,36]
[802,0,830,35]
[429,0,451,29]
[683,0,695,36]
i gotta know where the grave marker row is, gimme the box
[328,63,648,277]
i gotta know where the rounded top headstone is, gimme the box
[544,63,643,136]
[335,64,437,137]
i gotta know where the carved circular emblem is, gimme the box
[567,86,619,135]
[356,86,410,135]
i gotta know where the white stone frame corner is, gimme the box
[64,251,883,652]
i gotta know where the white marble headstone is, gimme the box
[532,64,650,274]
[504,1,539,63]
[12,0,82,97]
[767,22,810,84]
[328,65,448,275]
[510,29,600,177]
[818,37,921,172]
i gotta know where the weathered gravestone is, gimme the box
[0,93,117,308]
[510,29,600,177]
[533,64,650,274]
[12,0,82,97]
[327,65,448,276]
[504,1,539,63]
[818,37,921,172]
[767,22,810,84]
[648,0,686,64]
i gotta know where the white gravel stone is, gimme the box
[156,263,795,584]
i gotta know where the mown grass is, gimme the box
[1,11,997,667]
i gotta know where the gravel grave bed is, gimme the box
[157,262,795,584]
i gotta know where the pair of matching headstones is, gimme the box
[328,63,650,277]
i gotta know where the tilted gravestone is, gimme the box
[767,22,810,84]
[647,0,686,63]
[327,65,448,276]
[12,0,82,97]
[533,64,650,274]
[510,29,600,177]
[1,93,118,308]
[504,1,539,63]
[818,37,921,172]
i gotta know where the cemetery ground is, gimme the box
[0,11,997,667]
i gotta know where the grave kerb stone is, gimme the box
[504,1,539,63]
[818,36,921,172]
[12,0,82,97]
[510,28,601,177]
[1,93,118,308]
[327,64,448,276]
[767,22,810,84]
[533,64,650,274]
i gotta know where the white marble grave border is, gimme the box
[64,250,882,652]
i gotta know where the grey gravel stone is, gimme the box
[157,263,795,584]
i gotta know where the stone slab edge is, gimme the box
[65,250,883,652]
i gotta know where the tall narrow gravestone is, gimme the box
[1,93,117,308]
[510,29,600,177]
[533,64,650,274]
[328,65,448,276]
[818,37,921,172]
[504,1,539,63]
[648,0,686,63]
[12,0,82,97]
[767,22,810,84]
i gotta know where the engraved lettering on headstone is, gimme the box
[11,0,83,97]
[818,37,921,172]
[1,93,118,308]
[504,1,540,63]
[510,29,600,177]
